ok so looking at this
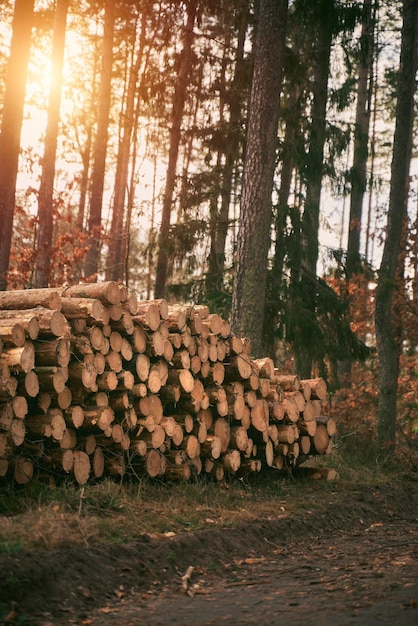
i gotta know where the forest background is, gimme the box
[0,0,417,458]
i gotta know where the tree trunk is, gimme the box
[107,7,148,282]
[295,0,334,378]
[340,0,375,386]
[154,0,198,298]
[231,0,288,358]
[0,0,35,291]
[346,0,374,279]
[84,0,116,279]
[375,0,418,450]
[206,6,248,304]
[33,0,69,288]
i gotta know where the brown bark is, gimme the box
[34,0,69,287]
[154,0,198,298]
[231,0,288,356]
[0,0,35,290]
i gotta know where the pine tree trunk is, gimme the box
[0,0,35,290]
[231,0,288,357]
[154,0,198,298]
[33,0,69,288]
[84,0,115,279]
[375,0,418,450]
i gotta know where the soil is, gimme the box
[1,476,418,626]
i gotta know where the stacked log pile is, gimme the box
[0,282,336,485]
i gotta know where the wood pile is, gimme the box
[0,282,336,486]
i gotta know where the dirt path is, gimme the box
[1,478,418,625]
[82,514,418,626]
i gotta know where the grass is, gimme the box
[0,429,416,555]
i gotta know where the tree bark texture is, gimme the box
[84,0,116,279]
[346,0,374,279]
[107,6,148,282]
[231,0,288,358]
[294,0,335,378]
[375,0,418,449]
[154,0,198,298]
[34,0,69,288]
[206,5,248,301]
[0,0,35,290]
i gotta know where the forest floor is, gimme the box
[1,459,418,626]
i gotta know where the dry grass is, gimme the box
[1,436,413,557]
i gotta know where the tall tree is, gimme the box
[33,0,69,288]
[0,0,34,291]
[375,0,418,450]
[154,0,198,299]
[339,0,375,385]
[346,0,375,280]
[205,2,249,310]
[106,7,144,282]
[84,0,116,279]
[295,0,335,377]
[230,0,288,358]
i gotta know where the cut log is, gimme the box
[32,308,70,338]
[146,329,165,357]
[132,325,147,353]
[60,428,77,450]
[230,426,249,452]
[34,337,71,367]
[106,350,123,373]
[0,319,39,345]
[276,424,296,445]
[12,395,28,419]
[228,334,244,355]
[62,281,121,305]
[133,302,160,331]
[300,377,327,401]
[138,394,163,421]
[316,415,337,437]
[299,435,311,455]
[164,307,187,332]
[83,406,115,431]
[25,408,66,441]
[275,373,300,392]
[92,446,105,478]
[225,353,253,380]
[0,341,35,372]
[0,288,62,311]
[222,449,241,473]
[19,370,39,398]
[96,370,118,391]
[60,297,105,321]
[214,417,230,453]
[133,353,150,382]
[183,434,200,460]
[68,360,97,389]
[311,423,330,454]
[253,357,275,379]
[46,449,74,473]
[64,405,85,429]
[14,458,34,484]
[282,396,299,423]
[167,368,195,394]
[239,458,262,474]
[10,418,26,446]
[250,399,269,433]
[72,450,91,484]
[145,449,166,477]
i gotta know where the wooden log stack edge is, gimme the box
[0,282,336,486]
